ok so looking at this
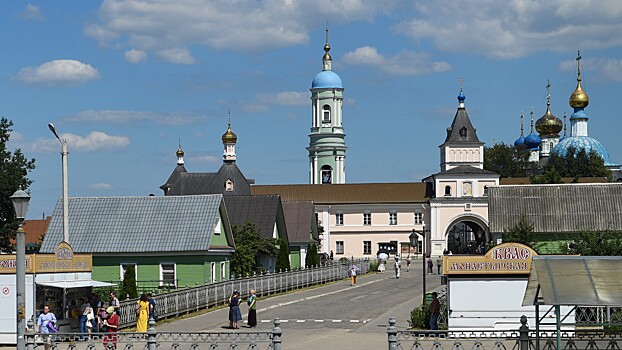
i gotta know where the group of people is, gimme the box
[426,256,443,274]
[228,289,257,329]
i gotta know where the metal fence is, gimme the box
[389,316,622,350]
[116,259,370,329]
[25,318,282,350]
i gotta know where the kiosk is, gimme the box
[443,242,574,331]
[0,242,113,344]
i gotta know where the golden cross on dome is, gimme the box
[546,79,551,106]
[576,50,582,82]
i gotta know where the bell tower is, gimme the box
[307,26,346,184]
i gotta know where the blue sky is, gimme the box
[4,1,622,219]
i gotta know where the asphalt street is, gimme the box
[156,258,443,349]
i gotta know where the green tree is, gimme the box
[230,222,278,277]
[561,230,622,256]
[0,117,36,253]
[484,143,531,178]
[530,167,562,184]
[503,215,539,252]
[275,239,290,272]
[305,242,319,267]
[546,146,611,181]
[120,265,138,299]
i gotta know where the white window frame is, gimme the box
[363,213,371,226]
[211,262,216,283]
[214,217,222,235]
[220,262,226,281]
[336,213,344,226]
[414,211,423,225]
[336,241,344,254]
[322,105,331,123]
[160,263,176,288]
[120,263,137,281]
[389,212,397,225]
[363,241,372,255]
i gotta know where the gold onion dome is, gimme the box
[176,145,184,157]
[569,51,589,108]
[222,123,237,143]
[536,80,563,136]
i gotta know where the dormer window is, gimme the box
[444,185,452,196]
[225,179,234,191]
[483,186,489,196]
[459,127,467,138]
[322,105,331,123]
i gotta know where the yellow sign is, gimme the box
[443,242,537,275]
[0,241,92,274]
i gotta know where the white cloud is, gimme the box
[87,0,398,62]
[30,132,130,153]
[343,46,451,75]
[64,110,206,125]
[15,60,100,86]
[255,91,309,106]
[156,48,195,64]
[90,183,113,190]
[395,0,622,59]
[560,57,622,82]
[124,49,148,63]
[16,4,44,21]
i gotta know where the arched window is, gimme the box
[321,165,333,184]
[444,185,452,196]
[459,127,467,138]
[483,186,489,196]
[225,179,234,191]
[322,105,331,123]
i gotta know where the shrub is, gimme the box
[409,306,428,329]
[369,259,380,272]
[120,265,139,299]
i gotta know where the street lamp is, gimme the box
[410,221,427,303]
[48,123,69,243]
[11,188,30,350]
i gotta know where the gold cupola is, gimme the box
[322,24,331,61]
[536,80,563,137]
[222,110,237,144]
[569,50,589,109]
[176,144,184,158]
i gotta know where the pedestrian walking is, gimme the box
[103,306,119,349]
[37,305,57,350]
[427,256,434,274]
[79,298,90,338]
[429,292,441,330]
[109,291,120,315]
[85,304,95,337]
[394,257,401,279]
[228,290,243,329]
[406,256,411,272]
[147,293,157,322]
[247,290,257,328]
[436,256,443,274]
[136,294,150,332]
[89,294,102,333]
[350,266,357,285]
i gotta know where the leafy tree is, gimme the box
[561,230,622,256]
[545,146,611,181]
[275,239,290,272]
[530,167,562,184]
[0,117,36,253]
[120,265,138,299]
[503,215,539,252]
[484,143,531,178]
[230,221,278,277]
[305,242,319,268]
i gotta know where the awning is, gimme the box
[522,256,622,306]
[36,280,116,289]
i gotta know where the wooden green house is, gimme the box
[39,194,235,290]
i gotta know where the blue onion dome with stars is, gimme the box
[311,27,343,89]
[552,51,616,166]
[535,81,563,137]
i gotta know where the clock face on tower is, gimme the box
[322,171,332,184]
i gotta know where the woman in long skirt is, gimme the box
[247,290,257,328]
[228,290,242,329]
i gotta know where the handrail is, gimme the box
[117,259,370,328]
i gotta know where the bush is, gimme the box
[120,265,139,299]
[338,257,350,264]
[409,306,429,329]
[369,259,380,272]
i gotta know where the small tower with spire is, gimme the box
[536,80,563,159]
[307,24,346,184]
[222,109,237,162]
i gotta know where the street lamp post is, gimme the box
[48,123,69,243]
[410,221,427,303]
[11,188,30,350]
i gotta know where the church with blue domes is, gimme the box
[514,51,621,177]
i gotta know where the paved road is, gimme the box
[157,258,443,349]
